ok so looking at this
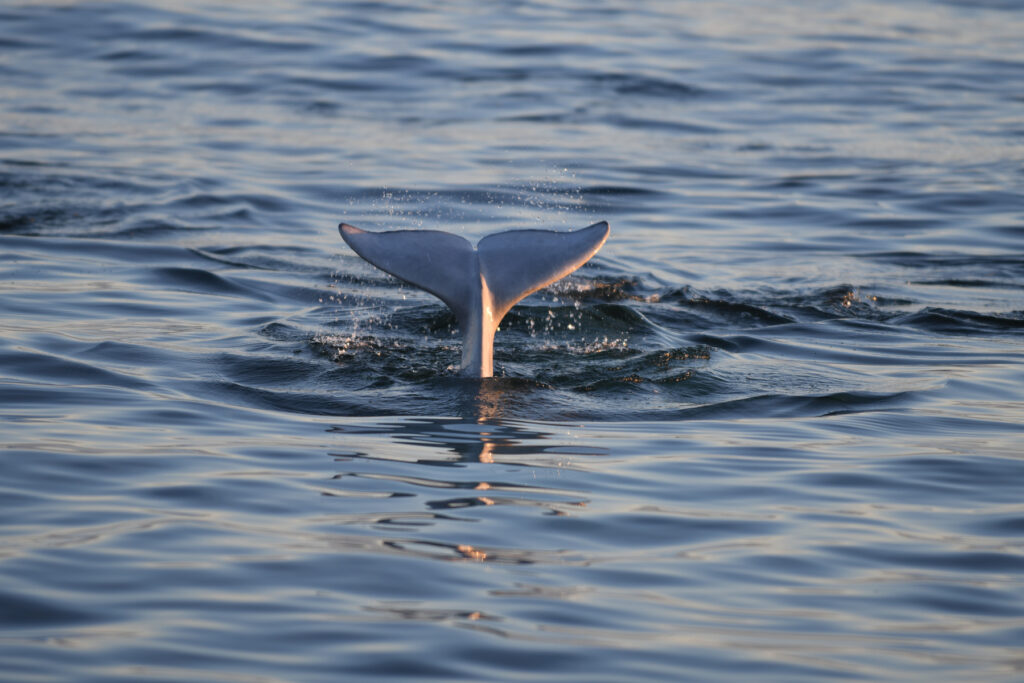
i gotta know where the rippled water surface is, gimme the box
[3,1,1024,680]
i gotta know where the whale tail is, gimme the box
[339,221,609,378]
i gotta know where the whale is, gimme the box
[339,220,609,378]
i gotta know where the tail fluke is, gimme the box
[338,221,609,378]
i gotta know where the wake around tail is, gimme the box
[339,221,609,378]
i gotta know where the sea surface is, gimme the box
[2,1,1024,680]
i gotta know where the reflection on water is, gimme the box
[320,415,604,598]
[327,410,602,526]
[464,378,510,427]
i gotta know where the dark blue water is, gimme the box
[3,1,1024,680]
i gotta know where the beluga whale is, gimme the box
[339,220,609,378]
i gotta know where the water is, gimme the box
[2,0,1023,680]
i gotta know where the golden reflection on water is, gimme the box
[469,378,506,425]
[456,544,488,562]
[462,378,511,465]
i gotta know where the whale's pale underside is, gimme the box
[339,221,610,378]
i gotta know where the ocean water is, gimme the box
[2,0,1024,680]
